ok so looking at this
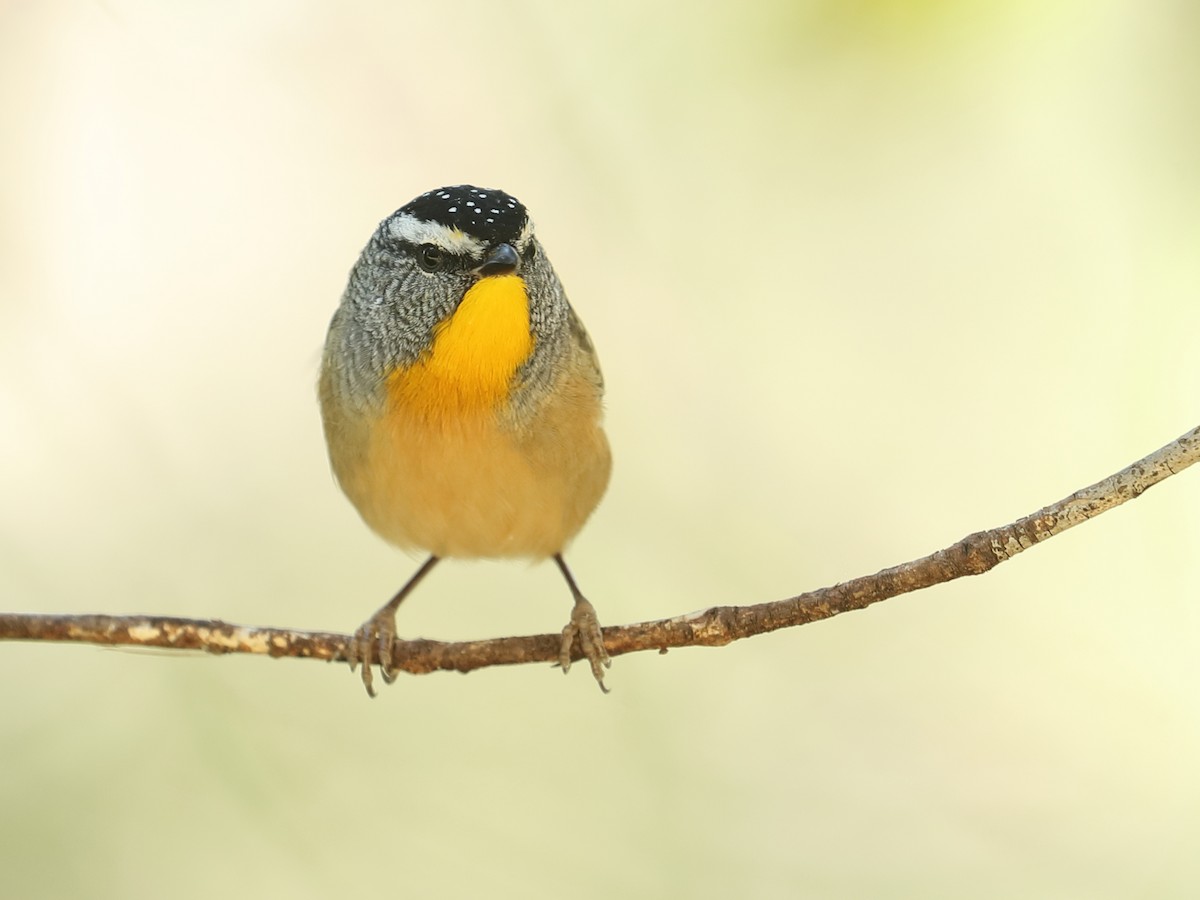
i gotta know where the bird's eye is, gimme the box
[416,244,444,273]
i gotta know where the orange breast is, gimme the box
[388,274,533,422]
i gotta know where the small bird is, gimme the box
[319,185,612,696]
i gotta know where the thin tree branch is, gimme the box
[3,424,1198,678]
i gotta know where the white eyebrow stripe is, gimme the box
[387,214,486,254]
[518,217,536,248]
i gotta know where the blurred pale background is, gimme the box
[2,1,1199,897]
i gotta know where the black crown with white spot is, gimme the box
[400,185,527,245]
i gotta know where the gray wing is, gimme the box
[566,303,604,394]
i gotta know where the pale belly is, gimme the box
[331,380,611,560]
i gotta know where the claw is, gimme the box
[346,612,398,698]
[378,619,398,683]
[560,597,611,693]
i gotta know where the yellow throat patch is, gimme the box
[388,273,534,420]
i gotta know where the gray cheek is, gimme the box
[351,270,466,374]
[509,252,572,418]
[527,252,571,346]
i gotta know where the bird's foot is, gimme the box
[346,609,400,698]
[559,597,612,693]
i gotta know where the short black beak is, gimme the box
[475,242,519,277]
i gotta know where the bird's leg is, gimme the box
[347,555,439,697]
[554,553,611,693]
